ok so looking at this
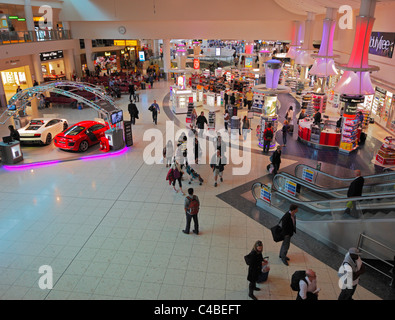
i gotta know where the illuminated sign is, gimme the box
[114,40,126,46]
[369,32,395,58]
[139,51,145,61]
[126,40,138,46]
[39,50,63,61]
[193,58,200,70]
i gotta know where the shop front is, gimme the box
[40,50,67,82]
[366,85,395,134]
[0,56,34,104]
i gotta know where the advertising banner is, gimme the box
[369,32,395,58]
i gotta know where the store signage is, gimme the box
[284,180,297,197]
[369,32,395,58]
[340,95,365,116]
[193,58,200,70]
[123,121,133,147]
[302,168,314,183]
[40,50,63,61]
[114,40,126,46]
[260,186,271,204]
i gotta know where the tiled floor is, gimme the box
[0,79,385,300]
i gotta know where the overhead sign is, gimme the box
[369,32,395,58]
[40,50,63,61]
[114,40,126,46]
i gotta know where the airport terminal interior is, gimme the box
[0,0,394,301]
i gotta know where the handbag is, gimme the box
[270,218,284,242]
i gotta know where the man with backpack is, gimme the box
[183,188,200,235]
[262,123,274,153]
[291,269,319,300]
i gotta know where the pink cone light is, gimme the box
[286,21,302,59]
[334,0,379,95]
[310,8,338,77]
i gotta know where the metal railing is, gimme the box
[0,29,71,45]
[357,233,395,287]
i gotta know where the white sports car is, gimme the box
[18,118,69,145]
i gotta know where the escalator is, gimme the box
[251,169,395,257]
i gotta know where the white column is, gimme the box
[84,39,95,73]
[0,76,7,108]
[163,39,171,79]
[64,49,76,80]
[32,53,44,84]
[24,0,35,31]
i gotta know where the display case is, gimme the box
[171,89,193,114]
[312,93,327,113]
[251,92,265,115]
[339,117,358,153]
[208,111,216,130]
[375,136,395,166]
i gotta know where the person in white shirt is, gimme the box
[297,269,319,300]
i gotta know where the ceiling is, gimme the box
[274,0,395,15]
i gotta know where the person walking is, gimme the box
[149,100,160,125]
[279,204,298,266]
[271,145,282,174]
[230,92,236,106]
[338,247,365,300]
[344,169,364,216]
[210,148,226,187]
[182,188,200,235]
[128,82,135,102]
[295,269,319,300]
[196,111,208,137]
[285,106,294,123]
[128,101,139,125]
[245,240,264,300]
[170,159,185,195]
[281,120,290,146]
[224,110,230,131]
[164,140,174,167]
[190,108,198,129]
[224,91,229,107]
[263,123,274,153]
[242,115,251,141]
[245,88,254,110]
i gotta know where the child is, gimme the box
[256,125,261,139]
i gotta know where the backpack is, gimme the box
[187,196,199,215]
[290,270,307,291]
[265,129,273,140]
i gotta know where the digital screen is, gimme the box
[40,50,64,61]
[215,48,221,56]
[138,51,145,61]
[111,110,123,125]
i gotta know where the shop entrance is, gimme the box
[1,66,33,102]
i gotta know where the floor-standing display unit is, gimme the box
[208,111,216,130]
[171,88,193,114]
[338,94,364,154]
[375,136,395,166]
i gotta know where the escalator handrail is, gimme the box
[294,164,395,183]
[274,171,395,198]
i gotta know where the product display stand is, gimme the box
[339,117,358,153]
[374,136,395,166]
[312,93,327,113]
[230,116,240,140]
[208,111,216,130]
[186,102,195,128]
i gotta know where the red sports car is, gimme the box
[54,120,109,152]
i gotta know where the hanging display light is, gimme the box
[333,0,379,95]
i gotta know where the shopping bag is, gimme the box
[270,224,284,242]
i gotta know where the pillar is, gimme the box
[0,76,7,108]
[64,49,76,80]
[163,39,171,80]
[32,53,44,84]
[84,39,95,74]
[24,0,35,41]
